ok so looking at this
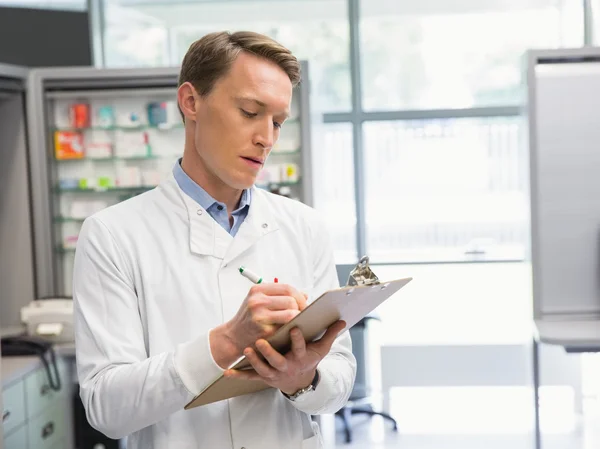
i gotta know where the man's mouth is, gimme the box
[242,156,264,165]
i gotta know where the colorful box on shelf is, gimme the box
[272,138,299,153]
[141,170,162,187]
[97,105,115,128]
[114,130,151,158]
[147,101,179,129]
[86,142,113,159]
[69,103,90,129]
[70,200,108,219]
[257,163,300,185]
[116,166,143,188]
[118,111,143,128]
[282,163,299,182]
[54,131,84,160]
[58,178,80,190]
[63,235,79,250]
[74,176,114,190]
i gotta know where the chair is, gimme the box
[335,316,398,443]
[334,265,399,444]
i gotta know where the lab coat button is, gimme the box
[196,209,203,216]
[262,223,268,229]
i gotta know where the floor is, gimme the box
[335,418,588,449]
[333,387,600,449]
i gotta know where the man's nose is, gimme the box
[253,119,274,149]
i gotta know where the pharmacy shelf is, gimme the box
[54,186,156,194]
[54,216,86,223]
[255,179,302,189]
[54,117,298,134]
[54,154,167,162]
[56,247,76,254]
[53,124,184,133]
[269,149,301,156]
[55,151,299,163]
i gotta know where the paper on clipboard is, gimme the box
[184,256,412,410]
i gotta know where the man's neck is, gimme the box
[180,152,243,215]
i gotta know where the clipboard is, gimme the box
[184,256,412,410]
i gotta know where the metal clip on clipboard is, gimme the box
[346,255,380,287]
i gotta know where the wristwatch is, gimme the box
[284,370,320,401]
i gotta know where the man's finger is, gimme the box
[297,292,308,311]
[264,295,300,311]
[290,327,306,357]
[252,283,300,296]
[224,368,262,382]
[254,283,307,312]
[255,339,288,371]
[261,309,300,325]
[310,320,346,354]
[244,347,279,380]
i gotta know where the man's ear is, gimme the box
[177,82,199,123]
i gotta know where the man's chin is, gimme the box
[227,176,256,191]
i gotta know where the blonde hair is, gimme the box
[178,31,301,120]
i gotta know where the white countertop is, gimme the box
[1,355,41,388]
[1,325,76,388]
[535,319,600,349]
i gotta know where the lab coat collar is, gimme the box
[172,158,252,216]
[161,174,279,262]
[223,185,280,265]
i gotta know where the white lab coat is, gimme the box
[73,173,356,449]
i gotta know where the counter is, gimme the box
[1,324,75,388]
[2,355,41,389]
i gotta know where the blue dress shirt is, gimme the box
[172,159,251,237]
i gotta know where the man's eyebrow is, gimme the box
[235,96,290,119]
[235,96,267,107]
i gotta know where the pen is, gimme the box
[239,266,263,284]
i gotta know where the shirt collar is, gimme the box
[172,158,251,213]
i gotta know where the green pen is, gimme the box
[239,266,262,284]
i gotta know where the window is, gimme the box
[312,123,357,263]
[373,262,533,345]
[103,0,351,113]
[363,117,528,263]
[360,0,584,111]
[0,0,85,9]
[593,0,600,43]
[103,2,170,67]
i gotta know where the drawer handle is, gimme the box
[42,421,55,439]
[2,410,10,422]
[40,384,51,396]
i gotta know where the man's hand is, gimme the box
[223,320,346,396]
[210,283,307,369]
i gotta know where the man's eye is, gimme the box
[273,121,282,129]
[241,109,257,118]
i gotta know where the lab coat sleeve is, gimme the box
[286,214,357,414]
[73,217,222,440]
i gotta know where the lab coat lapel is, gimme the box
[224,187,279,265]
[163,175,218,257]
[187,200,220,257]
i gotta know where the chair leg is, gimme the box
[351,408,398,431]
[342,406,353,443]
[334,407,354,444]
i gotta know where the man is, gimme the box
[73,31,356,449]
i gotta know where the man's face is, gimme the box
[188,52,292,190]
